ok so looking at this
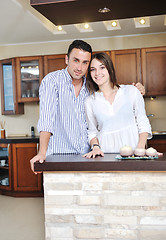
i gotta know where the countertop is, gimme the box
[34,153,166,172]
[0,136,39,144]
[150,132,166,140]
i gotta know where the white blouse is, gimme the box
[84,85,152,153]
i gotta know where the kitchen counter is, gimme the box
[34,153,166,172]
[151,132,166,140]
[41,153,166,240]
[0,136,39,144]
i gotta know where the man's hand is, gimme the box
[132,82,145,96]
[30,153,46,174]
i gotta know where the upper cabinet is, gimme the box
[0,59,24,115]
[44,54,66,75]
[110,49,141,85]
[16,56,44,102]
[141,47,166,96]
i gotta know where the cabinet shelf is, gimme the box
[21,78,39,81]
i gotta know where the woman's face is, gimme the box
[90,58,110,87]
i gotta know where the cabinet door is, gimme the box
[16,56,44,102]
[44,54,66,75]
[12,143,42,192]
[141,47,166,96]
[110,49,141,85]
[0,59,24,115]
[148,139,166,152]
[0,144,12,191]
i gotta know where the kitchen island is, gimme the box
[35,153,166,240]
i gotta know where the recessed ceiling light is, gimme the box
[57,25,63,31]
[103,20,121,31]
[111,21,117,27]
[98,7,110,13]
[134,17,150,28]
[74,23,93,32]
[84,23,89,29]
[139,19,146,25]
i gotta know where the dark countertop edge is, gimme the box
[0,137,39,143]
[150,134,166,140]
[34,153,166,172]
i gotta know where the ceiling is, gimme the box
[0,0,166,46]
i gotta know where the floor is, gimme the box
[0,195,45,240]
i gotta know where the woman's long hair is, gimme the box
[86,52,120,93]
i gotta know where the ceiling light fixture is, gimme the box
[84,23,89,29]
[103,20,121,31]
[111,21,117,27]
[57,25,63,31]
[134,17,150,28]
[98,7,110,13]
[139,18,146,25]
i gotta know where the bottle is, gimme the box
[1,129,6,139]
[31,126,35,138]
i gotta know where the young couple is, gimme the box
[30,40,154,173]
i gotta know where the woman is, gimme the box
[83,52,152,158]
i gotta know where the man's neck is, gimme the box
[72,78,84,97]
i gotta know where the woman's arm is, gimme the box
[136,132,148,149]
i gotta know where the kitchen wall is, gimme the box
[0,33,166,136]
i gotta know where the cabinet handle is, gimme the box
[37,143,39,153]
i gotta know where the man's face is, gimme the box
[66,48,91,81]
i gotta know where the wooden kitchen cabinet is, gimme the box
[0,59,24,115]
[0,141,43,197]
[110,49,141,85]
[141,47,166,96]
[12,143,42,193]
[44,54,66,75]
[16,56,44,102]
[148,139,166,153]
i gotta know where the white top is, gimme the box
[84,85,152,153]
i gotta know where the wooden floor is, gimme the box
[0,195,45,240]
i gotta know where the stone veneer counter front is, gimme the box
[35,153,166,240]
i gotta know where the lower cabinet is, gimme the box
[148,138,166,153]
[0,142,43,197]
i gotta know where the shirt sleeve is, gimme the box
[37,73,58,134]
[84,97,99,143]
[130,86,152,139]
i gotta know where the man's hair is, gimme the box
[67,40,92,57]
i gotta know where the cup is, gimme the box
[1,160,6,166]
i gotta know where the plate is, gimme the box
[115,154,158,160]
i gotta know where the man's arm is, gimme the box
[132,82,145,95]
[30,131,51,174]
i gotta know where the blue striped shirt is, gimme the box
[37,67,90,155]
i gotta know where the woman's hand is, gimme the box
[83,146,104,158]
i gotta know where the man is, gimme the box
[30,40,145,173]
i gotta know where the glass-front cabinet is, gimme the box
[16,56,43,102]
[0,144,11,190]
[0,59,24,115]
